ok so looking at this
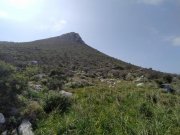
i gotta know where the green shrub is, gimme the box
[0,61,15,78]
[0,61,27,112]
[23,101,45,122]
[44,94,72,113]
[139,102,154,119]
[146,93,159,104]
[163,75,173,83]
[23,66,41,80]
[0,61,28,131]
[65,80,92,89]
[155,79,163,87]
[47,78,64,90]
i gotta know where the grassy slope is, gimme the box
[35,81,180,135]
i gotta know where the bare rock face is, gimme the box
[59,32,85,44]
[0,113,5,124]
[18,120,34,135]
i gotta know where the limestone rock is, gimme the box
[18,120,34,135]
[1,131,7,135]
[60,90,73,97]
[0,113,5,124]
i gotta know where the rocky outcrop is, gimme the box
[18,120,34,135]
[59,32,85,44]
[161,84,175,93]
[11,129,18,135]
[0,113,5,124]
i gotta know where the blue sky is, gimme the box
[0,0,180,73]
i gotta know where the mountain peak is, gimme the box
[58,32,85,44]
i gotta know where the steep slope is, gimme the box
[0,32,137,77]
[0,32,179,134]
[0,32,173,79]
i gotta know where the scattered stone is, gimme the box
[28,61,38,65]
[135,75,148,83]
[11,129,18,135]
[1,130,7,135]
[65,80,92,89]
[18,120,34,135]
[161,84,175,93]
[34,85,42,91]
[34,74,47,80]
[100,78,121,88]
[0,113,5,124]
[137,83,144,87]
[60,90,73,97]
[28,82,42,91]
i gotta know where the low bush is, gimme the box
[23,101,45,122]
[139,102,154,119]
[65,80,92,89]
[163,75,173,83]
[43,94,72,113]
[155,79,163,87]
[47,78,64,90]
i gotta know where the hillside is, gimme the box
[0,32,172,79]
[0,32,136,78]
[0,32,180,134]
[35,82,180,135]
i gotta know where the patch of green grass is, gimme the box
[35,81,180,135]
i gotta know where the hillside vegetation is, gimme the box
[35,82,180,135]
[0,32,174,80]
[0,32,180,134]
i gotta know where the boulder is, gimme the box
[0,113,5,124]
[18,120,34,135]
[60,90,73,97]
[1,131,7,135]
[161,84,175,93]
[11,129,18,135]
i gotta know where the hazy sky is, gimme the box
[0,0,180,73]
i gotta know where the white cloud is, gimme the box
[164,36,180,47]
[137,0,165,5]
[52,20,67,31]
[39,19,67,32]
[148,27,160,35]
[8,0,38,9]
[172,37,180,46]
[0,0,44,22]
[0,11,9,19]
